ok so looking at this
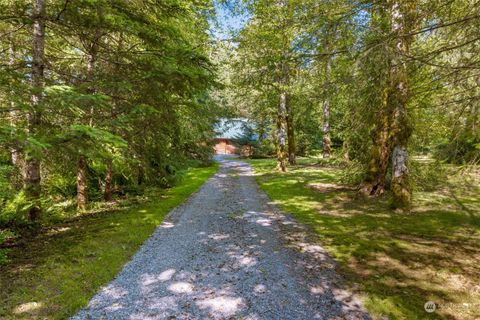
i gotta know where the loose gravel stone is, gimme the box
[72,157,371,320]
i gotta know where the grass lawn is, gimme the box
[248,158,480,320]
[0,164,218,319]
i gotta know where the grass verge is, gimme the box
[0,163,218,319]
[248,158,479,320]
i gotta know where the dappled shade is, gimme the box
[73,158,369,319]
[250,158,480,319]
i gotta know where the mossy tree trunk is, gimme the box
[276,0,293,170]
[361,87,392,196]
[276,91,288,172]
[389,0,415,209]
[286,94,296,165]
[361,1,415,207]
[322,57,332,159]
[360,5,393,197]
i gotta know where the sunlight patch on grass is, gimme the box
[248,158,480,320]
[0,164,218,319]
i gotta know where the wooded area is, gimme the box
[1,0,478,222]
[0,0,479,319]
[1,0,219,225]
[220,0,479,209]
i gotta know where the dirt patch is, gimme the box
[307,182,355,193]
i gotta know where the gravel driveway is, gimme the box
[73,158,370,320]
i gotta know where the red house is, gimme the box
[214,138,237,155]
[213,118,255,155]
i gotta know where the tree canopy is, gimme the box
[0,0,479,220]
[226,0,479,208]
[1,0,220,222]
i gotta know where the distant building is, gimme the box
[213,118,256,155]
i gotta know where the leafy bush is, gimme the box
[339,160,367,186]
[0,191,32,225]
[159,170,181,188]
[0,248,9,265]
[43,199,77,223]
[434,135,480,164]
[0,164,17,213]
[0,229,17,265]
[44,173,77,198]
[252,140,276,158]
[409,160,447,192]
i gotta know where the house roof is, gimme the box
[214,118,257,140]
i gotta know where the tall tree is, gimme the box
[277,89,288,171]
[8,34,22,168]
[320,24,334,159]
[24,0,46,221]
[388,0,416,208]
[0,0,218,223]
[234,0,298,171]
[76,4,104,210]
[360,0,416,208]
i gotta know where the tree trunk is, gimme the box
[361,2,415,203]
[322,57,332,159]
[276,92,288,172]
[104,159,113,201]
[389,0,414,209]
[77,156,88,210]
[76,25,101,208]
[8,38,22,168]
[24,0,46,221]
[76,155,89,208]
[276,0,291,171]
[361,88,391,197]
[137,164,144,185]
[391,145,410,207]
[103,31,123,202]
[285,94,296,165]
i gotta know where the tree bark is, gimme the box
[286,94,296,165]
[322,57,332,159]
[362,1,414,207]
[104,159,113,201]
[274,0,292,170]
[77,156,88,210]
[8,38,22,168]
[137,164,144,185]
[360,6,391,197]
[389,0,414,209]
[24,0,46,221]
[391,145,410,207]
[103,31,123,202]
[276,92,288,172]
[76,23,101,208]
[361,87,392,197]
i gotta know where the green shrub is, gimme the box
[0,191,31,225]
[410,160,447,192]
[159,173,180,188]
[0,164,17,213]
[434,135,480,164]
[0,229,17,265]
[44,173,77,198]
[338,160,367,186]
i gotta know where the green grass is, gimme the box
[0,164,218,319]
[248,158,480,320]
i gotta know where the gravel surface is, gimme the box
[73,157,371,320]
